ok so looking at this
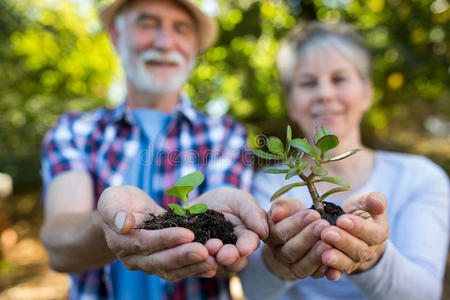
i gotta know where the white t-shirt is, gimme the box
[241,151,449,300]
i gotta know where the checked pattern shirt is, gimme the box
[41,95,253,300]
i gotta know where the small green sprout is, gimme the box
[254,126,360,213]
[164,171,208,216]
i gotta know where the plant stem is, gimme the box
[186,194,190,210]
[300,173,324,213]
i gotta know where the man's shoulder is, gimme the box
[195,110,246,132]
[56,106,114,125]
[44,106,117,143]
[186,110,248,153]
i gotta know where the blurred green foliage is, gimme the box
[0,0,449,185]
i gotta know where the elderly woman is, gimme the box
[241,22,449,300]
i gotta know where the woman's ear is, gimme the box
[361,80,374,113]
[286,93,297,122]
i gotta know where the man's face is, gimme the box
[115,0,198,94]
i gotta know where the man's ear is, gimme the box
[108,22,120,52]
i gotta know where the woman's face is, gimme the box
[287,46,373,143]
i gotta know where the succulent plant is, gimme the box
[254,126,360,213]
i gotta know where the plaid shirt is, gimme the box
[41,95,253,300]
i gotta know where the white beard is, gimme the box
[117,35,196,94]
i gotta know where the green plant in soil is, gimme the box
[164,171,208,216]
[254,126,360,223]
[138,171,237,245]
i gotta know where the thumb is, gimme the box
[270,197,306,223]
[342,192,387,216]
[97,186,163,234]
[238,192,269,240]
[199,187,269,240]
[112,211,136,234]
[365,192,387,216]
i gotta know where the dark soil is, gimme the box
[137,209,237,245]
[312,201,345,226]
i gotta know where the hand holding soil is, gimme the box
[263,197,341,280]
[255,126,390,281]
[137,169,268,274]
[321,192,389,274]
[97,186,218,280]
[263,192,389,281]
[97,185,269,279]
[191,187,269,272]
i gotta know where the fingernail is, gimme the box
[264,224,269,239]
[230,256,239,265]
[206,256,218,268]
[328,255,337,265]
[318,265,328,274]
[303,211,316,224]
[324,230,341,243]
[339,217,353,230]
[114,211,126,232]
[313,221,327,237]
[188,252,203,262]
[201,270,216,278]
[315,243,327,256]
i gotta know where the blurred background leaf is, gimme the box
[0,0,449,187]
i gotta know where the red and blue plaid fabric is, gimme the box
[41,95,253,300]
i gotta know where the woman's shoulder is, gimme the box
[376,150,448,183]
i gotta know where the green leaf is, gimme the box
[314,127,336,143]
[294,151,304,168]
[165,185,194,201]
[253,149,282,160]
[264,168,290,174]
[168,203,187,216]
[188,203,208,214]
[270,182,307,201]
[318,176,350,188]
[286,125,292,155]
[326,149,361,162]
[311,165,328,176]
[176,171,204,188]
[319,187,351,202]
[314,126,339,151]
[291,138,319,161]
[314,127,339,155]
[285,168,300,180]
[268,137,284,155]
[298,161,308,173]
[287,125,292,143]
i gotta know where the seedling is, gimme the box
[139,170,237,244]
[164,171,208,216]
[254,126,360,215]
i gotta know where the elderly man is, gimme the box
[39,0,268,299]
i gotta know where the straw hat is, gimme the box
[99,0,218,52]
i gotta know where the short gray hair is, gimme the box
[277,22,372,92]
[114,3,129,34]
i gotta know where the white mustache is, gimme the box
[140,50,185,65]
